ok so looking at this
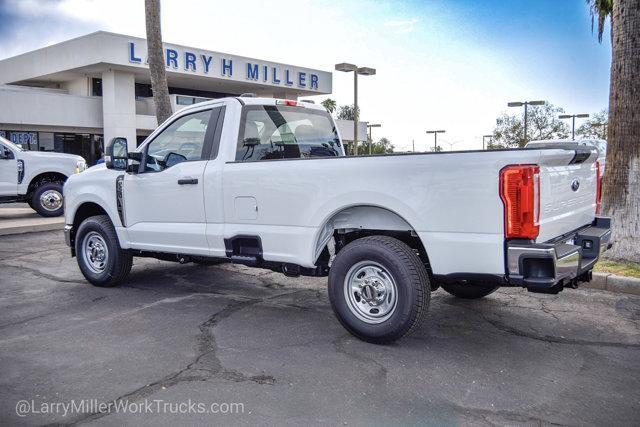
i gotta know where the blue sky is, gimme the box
[0,0,611,151]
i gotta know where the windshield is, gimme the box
[236,105,341,162]
[0,135,23,152]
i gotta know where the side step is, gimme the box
[225,235,263,267]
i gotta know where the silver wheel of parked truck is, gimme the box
[328,236,430,344]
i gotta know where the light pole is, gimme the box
[482,134,493,150]
[591,122,607,139]
[335,63,376,156]
[446,140,460,151]
[508,100,545,144]
[559,113,590,140]
[426,130,445,151]
[366,123,381,155]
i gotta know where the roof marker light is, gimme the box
[276,99,300,107]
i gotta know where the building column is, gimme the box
[101,70,137,151]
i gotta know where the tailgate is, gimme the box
[537,147,599,242]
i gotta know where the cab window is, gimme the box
[145,109,211,172]
[236,105,341,162]
[0,138,15,159]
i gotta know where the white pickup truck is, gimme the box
[63,96,611,343]
[0,136,87,216]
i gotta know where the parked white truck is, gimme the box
[0,136,87,216]
[63,97,611,343]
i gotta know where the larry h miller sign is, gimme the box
[128,41,327,92]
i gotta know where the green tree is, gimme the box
[145,0,172,125]
[493,103,570,147]
[321,98,337,114]
[587,0,640,261]
[430,145,443,152]
[576,110,608,139]
[337,104,360,121]
[359,137,394,155]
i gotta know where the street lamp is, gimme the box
[335,63,376,156]
[446,140,460,151]
[482,134,493,150]
[367,123,381,155]
[591,122,607,139]
[508,100,545,144]
[559,113,590,140]
[426,130,445,151]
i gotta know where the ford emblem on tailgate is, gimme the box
[571,178,580,192]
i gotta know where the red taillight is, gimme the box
[500,165,540,239]
[595,160,602,214]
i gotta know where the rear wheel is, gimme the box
[31,182,64,217]
[328,236,430,344]
[75,215,132,287]
[441,282,498,299]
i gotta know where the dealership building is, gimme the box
[0,31,354,165]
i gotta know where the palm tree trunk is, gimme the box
[602,0,640,262]
[145,0,172,125]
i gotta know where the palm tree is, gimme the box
[321,98,337,114]
[588,0,640,262]
[145,0,172,125]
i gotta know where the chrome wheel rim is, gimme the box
[40,189,63,211]
[81,232,109,274]
[344,261,398,324]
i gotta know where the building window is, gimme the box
[135,83,153,99]
[53,133,103,165]
[176,95,211,106]
[91,78,102,96]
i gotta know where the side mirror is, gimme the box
[105,137,129,170]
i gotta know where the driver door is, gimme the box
[123,107,220,255]
[0,141,17,196]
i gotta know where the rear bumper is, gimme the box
[507,216,612,292]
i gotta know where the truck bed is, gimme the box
[220,146,599,276]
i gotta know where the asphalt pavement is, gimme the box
[1,230,639,426]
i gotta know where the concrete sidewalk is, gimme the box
[0,205,64,236]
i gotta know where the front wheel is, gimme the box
[328,236,430,344]
[75,215,132,287]
[31,182,64,217]
[441,282,498,299]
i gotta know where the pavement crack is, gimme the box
[4,263,86,284]
[452,402,568,426]
[0,313,51,330]
[446,300,640,349]
[63,296,278,426]
[332,335,388,383]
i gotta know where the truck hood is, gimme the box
[20,151,86,163]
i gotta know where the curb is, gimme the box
[583,272,640,296]
[0,221,64,236]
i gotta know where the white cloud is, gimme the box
[383,18,419,33]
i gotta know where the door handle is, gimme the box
[177,178,198,185]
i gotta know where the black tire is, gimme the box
[441,282,498,299]
[328,236,430,344]
[75,215,132,287]
[31,182,64,217]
